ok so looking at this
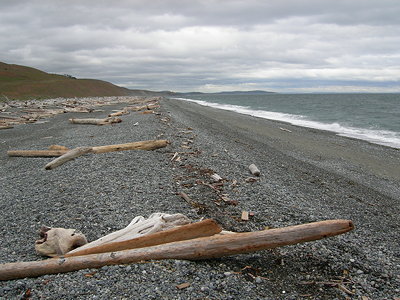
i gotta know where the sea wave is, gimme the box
[173,97,400,149]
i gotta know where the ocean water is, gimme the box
[173,93,400,149]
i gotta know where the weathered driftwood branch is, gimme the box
[44,147,93,170]
[66,219,222,257]
[43,140,168,169]
[7,140,168,158]
[68,213,191,254]
[0,219,353,281]
[7,150,69,157]
[90,140,168,154]
[69,117,122,125]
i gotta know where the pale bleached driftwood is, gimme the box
[44,147,93,170]
[108,111,128,117]
[7,150,69,157]
[241,211,249,221]
[7,140,168,158]
[35,227,88,257]
[68,213,190,254]
[0,219,354,281]
[249,164,260,176]
[69,117,122,125]
[66,219,221,257]
[211,173,223,182]
[91,140,168,154]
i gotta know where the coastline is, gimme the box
[0,97,398,299]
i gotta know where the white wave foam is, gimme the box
[172,97,400,149]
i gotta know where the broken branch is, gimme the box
[44,147,93,170]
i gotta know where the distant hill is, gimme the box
[0,62,155,100]
[174,90,275,96]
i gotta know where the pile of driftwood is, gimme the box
[0,213,354,281]
[0,96,161,129]
[7,139,168,170]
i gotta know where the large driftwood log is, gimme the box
[66,219,222,257]
[90,140,168,153]
[0,219,353,281]
[69,117,122,125]
[44,147,93,170]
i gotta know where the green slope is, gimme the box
[0,61,135,100]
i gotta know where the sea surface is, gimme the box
[173,93,400,149]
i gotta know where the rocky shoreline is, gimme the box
[0,97,399,299]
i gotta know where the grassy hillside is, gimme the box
[0,61,137,100]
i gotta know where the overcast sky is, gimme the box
[1,0,399,93]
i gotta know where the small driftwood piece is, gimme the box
[241,211,249,221]
[66,219,221,257]
[249,164,261,176]
[211,173,223,182]
[44,147,93,170]
[35,226,88,257]
[0,219,353,281]
[69,117,122,125]
[108,111,128,117]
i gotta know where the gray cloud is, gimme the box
[0,0,399,92]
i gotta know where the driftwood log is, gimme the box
[7,150,69,157]
[69,117,122,125]
[0,219,353,281]
[66,219,222,257]
[7,140,168,169]
[90,140,168,154]
[7,140,168,158]
[44,140,168,169]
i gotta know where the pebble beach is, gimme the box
[0,96,399,299]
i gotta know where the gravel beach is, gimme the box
[0,97,399,299]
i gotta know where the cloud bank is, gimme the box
[1,0,399,92]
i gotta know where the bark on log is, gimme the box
[0,219,353,281]
[44,147,93,170]
[91,140,168,154]
[7,150,69,157]
[65,219,222,257]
